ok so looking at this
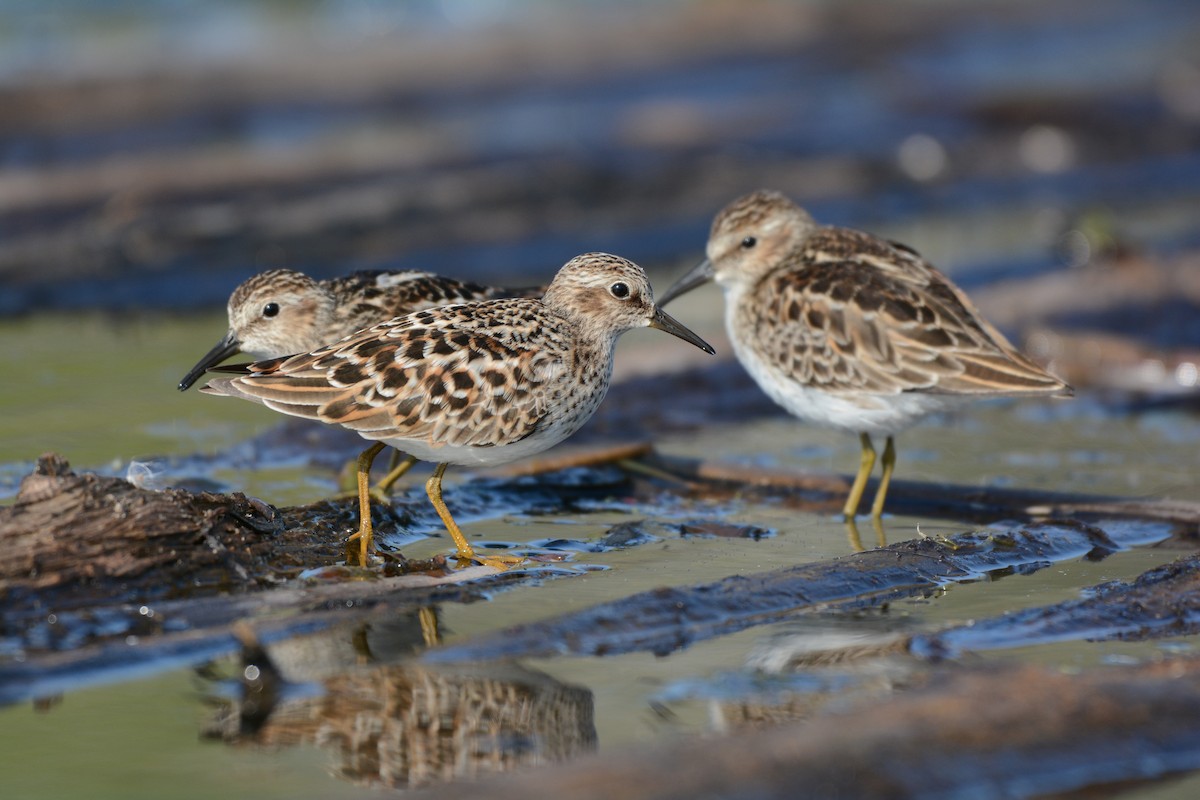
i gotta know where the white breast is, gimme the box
[723,285,961,437]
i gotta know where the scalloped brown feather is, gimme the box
[741,227,1071,399]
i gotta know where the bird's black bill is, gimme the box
[656,258,715,306]
[178,330,242,391]
[649,307,715,355]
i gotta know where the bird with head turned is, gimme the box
[200,253,714,568]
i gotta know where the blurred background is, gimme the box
[3,3,1200,798]
[3,0,1200,298]
[3,0,1200,473]
[3,0,1200,456]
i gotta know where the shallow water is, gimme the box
[2,304,1199,797]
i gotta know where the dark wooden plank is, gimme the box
[425,518,1175,663]
[910,551,1200,658]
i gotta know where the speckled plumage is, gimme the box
[659,189,1071,519]
[178,268,542,391]
[201,253,714,567]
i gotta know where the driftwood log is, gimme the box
[0,453,281,599]
[0,452,479,609]
[909,550,1200,658]
[425,517,1180,663]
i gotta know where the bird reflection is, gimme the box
[844,516,888,552]
[200,610,596,790]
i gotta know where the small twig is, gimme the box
[485,441,654,477]
[646,453,1200,525]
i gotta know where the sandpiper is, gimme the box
[179,268,542,491]
[200,253,714,567]
[659,190,1071,520]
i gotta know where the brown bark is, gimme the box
[0,453,280,597]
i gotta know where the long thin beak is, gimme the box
[648,307,715,355]
[656,258,715,306]
[178,330,242,391]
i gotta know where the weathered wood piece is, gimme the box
[0,452,281,597]
[910,551,1200,658]
[0,452,508,609]
[420,656,1200,800]
[0,454,566,704]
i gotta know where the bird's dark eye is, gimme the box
[609,282,630,299]
[741,236,757,249]
[262,302,280,318]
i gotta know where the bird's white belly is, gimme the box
[726,306,961,437]
[376,423,575,468]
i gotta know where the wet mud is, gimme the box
[419,656,1200,800]
[4,448,1194,706]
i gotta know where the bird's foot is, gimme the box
[457,551,526,571]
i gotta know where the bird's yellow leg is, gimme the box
[374,452,417,495]
[843,433,876,520]
[869,436,896,518]
[425,463,473,559]
[425,463,523,571]
[346,441,386,567]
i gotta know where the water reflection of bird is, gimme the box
[204,618,597,791]
[660,190,1071,521]
[199,254,713,567]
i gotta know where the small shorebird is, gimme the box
[179,268,541,491]
[200,253,714,568]
[659,189,1071,520]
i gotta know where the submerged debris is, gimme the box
[425,518,1176,663]
[911,551,1200,659]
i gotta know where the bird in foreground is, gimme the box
[658,189,1071,521]
[178,267,542,492]
[200,253,715,568]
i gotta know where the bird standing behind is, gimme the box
[658,190,1071,521]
